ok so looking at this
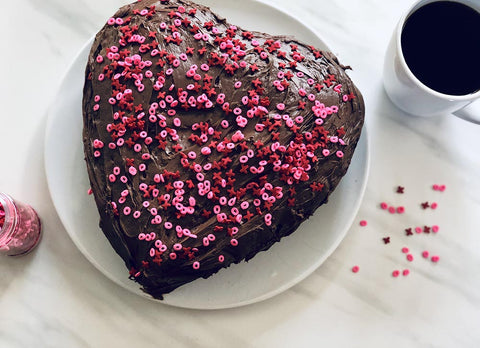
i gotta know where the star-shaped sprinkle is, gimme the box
[421,201,430,209]
[423,225,431,233]
[396,186,405,194]
[405,228,413,236]
[382,237,391,244]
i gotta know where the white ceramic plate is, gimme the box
[45,0,369,310]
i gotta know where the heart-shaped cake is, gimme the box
[83,0,365,299]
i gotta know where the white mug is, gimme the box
[383,0,480,124]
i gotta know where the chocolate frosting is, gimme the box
[83,0,365,299]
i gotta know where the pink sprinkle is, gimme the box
[401,247,409,253]
[359,220,367,227]
[87,188,93,195]
[351,265,360,273]
[415,226,422,234]
[406,254,414,262]
[192,261,200,270]
[431,202,438,209]
[201,147,211,155]
[277,103,285,111]
[432,225,439,233]
[396,206,405,214]
[392,270,400,277]
[380,202,388,210]
[230,239,238,246]
[388,207,396,214]
[422,250,429,258]
[431,255,440,263]
[439,185,446,192]
[402,269,410,276]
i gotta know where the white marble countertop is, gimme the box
[1,0,480,347]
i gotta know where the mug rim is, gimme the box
[396,0,480,101]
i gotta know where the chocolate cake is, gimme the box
[82,0,365,299]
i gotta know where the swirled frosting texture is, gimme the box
[83,0,365,299]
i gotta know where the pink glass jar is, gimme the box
[0,193,42,256]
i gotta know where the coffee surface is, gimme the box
[401,1,480,96]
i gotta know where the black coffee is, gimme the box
[401,1,480,95]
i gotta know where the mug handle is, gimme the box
[453,100,480,124]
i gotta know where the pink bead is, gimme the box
[392,270,400,277]
[431,202,438,209]
[401,247,409,253]
[351,265,359,273]
[380,202,388,210]
[415,227,422,234]
[396,206,405,214]
[431,255,440,263]
[359,220,367,227]
[406,254,414,262]
[432,225,439,233]
[422,250,429,258]
[402,269,410,276]
[388,207,396,214]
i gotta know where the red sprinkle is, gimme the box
[396,186,404,194]
[359,220,367,227]
[351,265,360,273]
[382,237,391,244]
